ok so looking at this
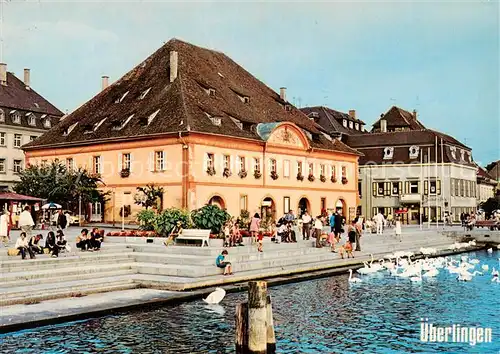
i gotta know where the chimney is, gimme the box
[101,75,109,91]
[280,87,286,101]
[0,63,6,86]
[380,119,388,133]
[24,68,31,90]
[348,109,356,119]
[412,109,418,120]
[170,51,178,83]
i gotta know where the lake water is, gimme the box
[1,250,499,353]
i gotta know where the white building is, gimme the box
[0,64,63,190]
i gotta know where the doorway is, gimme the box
[298,197,311,217]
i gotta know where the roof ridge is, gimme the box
[178,73,192,131]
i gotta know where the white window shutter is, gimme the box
[149,151,154,172]
[100,157,103,175]
[162,150,166,171]
[129,153,133,172]
[236,156,241,172]
[117,153,122,172]
[203,153,208,172]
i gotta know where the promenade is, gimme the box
[0,225,487,332]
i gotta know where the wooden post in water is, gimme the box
[248,281,268,354]
[235,302,248,353]
[266,295,276,353]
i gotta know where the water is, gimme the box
[1,250,499,353]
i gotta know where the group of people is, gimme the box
[13,228,103,260]
[223,218,244,248]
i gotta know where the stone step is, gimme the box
[0,245,131,261]
[0,275,135,299]
[0,255,133,272]
[0,279,138,306]
[0,268,135,288]
[1,263,134,283]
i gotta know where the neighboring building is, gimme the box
[0,64,64,191]
[345,106,477,224]
[485,160,500,191]
[300,106,367,137]
[476,166,496,205]
[23,39,361,223]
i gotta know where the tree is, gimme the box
[134,184,164,210]
[480,196,500,218]
[13,162,107,217]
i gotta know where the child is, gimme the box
[233,220,243,246]
[215,250,233,275]
[339,240,354,259]
[257,231,264,252]
[328,232,336,252]
[395,216,402,242]
[223,220,232,247]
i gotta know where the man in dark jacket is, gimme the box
[57,210,67,230]
[334,209,343,241]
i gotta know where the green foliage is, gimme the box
[191,204,230,234]
[154,208,191,237]
[135,184,164,210]
[480,196,500,218]
[238,209,250,229]
[137,209,156,231]
[13,162,107,214]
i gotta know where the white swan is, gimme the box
[203,287,226,304]
[492,274,499,283]
[369,254,384,272]
[410,269,422,282]
[423,269,439,277]
[491,268,499,277]
[481,264,489,271]
[469,259,480,264]
[457,273,472,281]
[357,261,377,275]
[348,269,363,283]
[487,248,493,254]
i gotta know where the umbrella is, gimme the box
[42,202,62,210]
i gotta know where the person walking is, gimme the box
[395,216,402,242]
[354,217,362,251]
[301,211,311,240]
[314,216,323,248]
[347,220,357,253]
[64,211,72,229]
[57,210,67,230]
[329,212,335,233]
[375,211,385,235]
[19,206,35,238]
[249,213,261,245]
[334,210,343,241]
[0,210,10,247]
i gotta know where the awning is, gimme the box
[0,192,44,202]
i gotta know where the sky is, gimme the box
[1,0,499,165]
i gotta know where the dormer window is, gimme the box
[308,112,319,119]
[64,122,78,136]
[204,112,221,126]
[11,111,21,124]
[409,145,420,159]
[383,147,394,160]
[0,109,4,122]
[115,91,129,103]
[460,149,465,161]
[450,146,457,159]
[27,113,36,126]
[229,116,243,130]
[302,129,312,141]
[138,87,151,100]
[349,121,354,129]
[285,104,292,111]
[243,96,250,104]
[208,88,216,97]
[43,118,51,128]
[467,152,472,163]
[342,119,347,127]
[93,118,107,131]
[83,124,94,134]
[355,123,359,130]
[112,114,135,130]
[146,109,160,126]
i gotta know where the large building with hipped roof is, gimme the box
[23,39,361,223]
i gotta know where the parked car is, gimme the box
[51,211,80,226]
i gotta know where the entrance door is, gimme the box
[298,197,310,217]
[91,202,102,222]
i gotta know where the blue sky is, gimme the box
[2,0,499,164]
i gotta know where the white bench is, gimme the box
[175,229,211,247]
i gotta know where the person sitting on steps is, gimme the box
[90,227,103,250]
[45,231,57,257]
[15,232,35,260]
[76,229,90,251]
[29,234,44,255]
[216,250,233,275]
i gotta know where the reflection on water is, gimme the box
[1,251,499,353]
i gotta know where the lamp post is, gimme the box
[78,194,82,227]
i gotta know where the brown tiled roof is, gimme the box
[300,106,366,136]
[0,72,63,116]
[347,129,473,166]
[24,39,359,156]
[372,106,426,131]
[476,165,496,183]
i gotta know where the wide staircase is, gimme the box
[0,230,464,305]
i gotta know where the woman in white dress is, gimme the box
[395,216,402,242]
[0,210,10,247]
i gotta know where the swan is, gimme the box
[482,264,489,271]
[410,269,422,282]
[457,273,473,281]
[369,254,384,271]
[423,268,439,277]
[468,240,476,246]
[491,268,499,277]
[487,248,493,254]
[348,269,363,283]
[469,259,480,264]
[492,274,499,283]
[203,288,226,304]
[357,261,377,275]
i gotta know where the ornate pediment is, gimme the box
[267,125,306,149]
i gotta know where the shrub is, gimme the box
[308,174,315,182]
[238,209,250,229]
[137,209,157,231]
[154,208,192,237]
[191,204,230,234]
